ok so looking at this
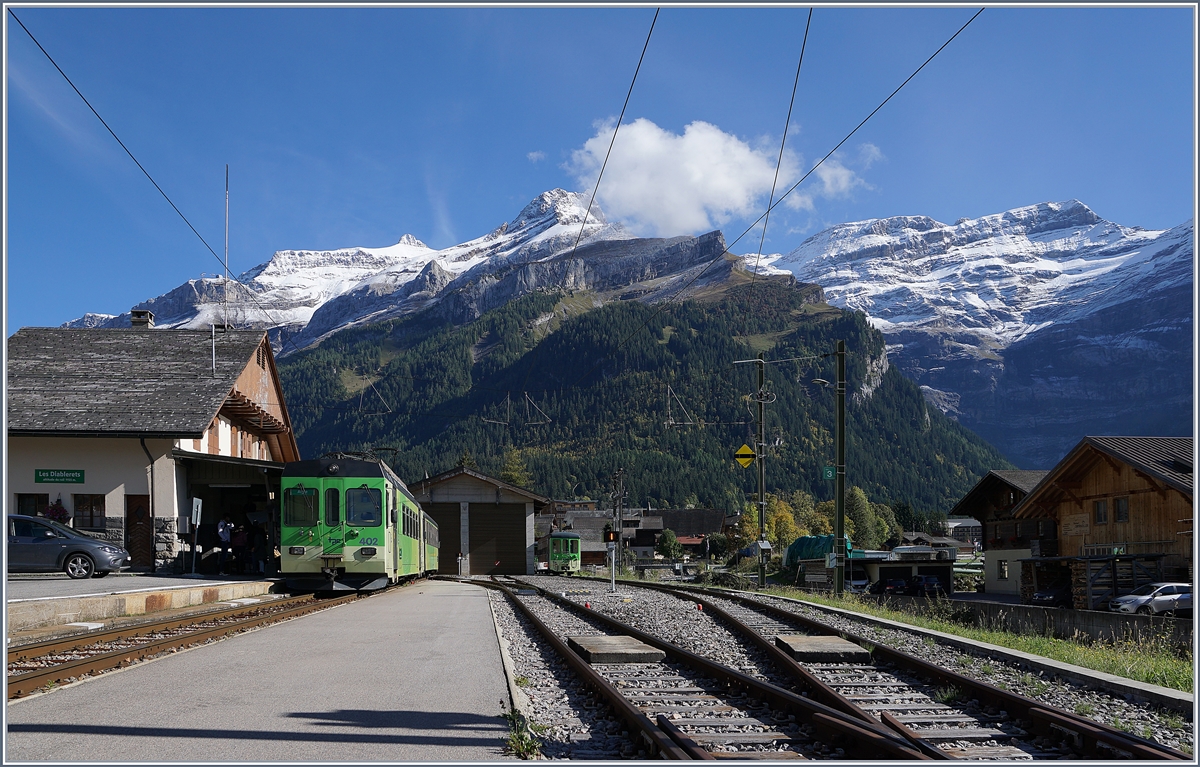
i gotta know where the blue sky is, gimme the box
[6,5,1195,331]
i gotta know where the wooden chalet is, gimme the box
[7,321,299,571]
[1012,436,1194,609]
[946,469,1049,596]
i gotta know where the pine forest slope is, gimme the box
[278,280,1013,512]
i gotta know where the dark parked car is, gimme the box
[1030,584,1073,608]
[7,514,131,579]
[869,578,909,595]
[907,575,948,597]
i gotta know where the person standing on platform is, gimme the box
[217,515,234,574]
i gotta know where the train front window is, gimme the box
[284,487,318,526]
[325,488,341,526]
[346,486,382,526]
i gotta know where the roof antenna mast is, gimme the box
[224,164,230,330]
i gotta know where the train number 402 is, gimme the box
[358,538,379,546]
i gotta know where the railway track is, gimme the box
[552,577,1189,760]
[6,588,383,700]
[483,576,927,760]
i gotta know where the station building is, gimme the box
[7,316,300,571]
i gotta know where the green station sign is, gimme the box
[35,469,84,484]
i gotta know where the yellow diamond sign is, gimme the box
[734,444,755,468]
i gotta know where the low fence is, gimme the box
[864,594,1193,652]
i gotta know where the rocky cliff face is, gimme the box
[763,202,1193,468]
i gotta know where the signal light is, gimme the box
[360,547,377,556]
[289,546,305,555]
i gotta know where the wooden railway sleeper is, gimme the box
[635,580,886,730]
[879,710,954,760]
[8,594,315,662]
[8,593,355,699]
[473,580,689,760]
[656,714,718,760]
[519,581,928,760]
[660,583,1191,761]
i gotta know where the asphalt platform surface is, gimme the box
[6,579,512,762]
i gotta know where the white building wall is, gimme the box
[218,417,232,455]
[8,436,183,564]
[984,548,1030,595]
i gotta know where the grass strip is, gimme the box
[759,585,1193,693]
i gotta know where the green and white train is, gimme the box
[546,531,581,574]
[280,455,438,592]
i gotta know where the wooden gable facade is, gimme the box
[1012,437,1193,606]
[1014,437,1192,567]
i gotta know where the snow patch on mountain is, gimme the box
[749,200,1190,348]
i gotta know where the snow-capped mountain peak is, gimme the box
[756,200,1185,346]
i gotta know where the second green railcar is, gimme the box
[547,531,581,574]
[280,455,438,592]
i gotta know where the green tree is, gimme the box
[845,486,879,549]
[458,449,478,469]
[656,528,684,559]
[790,490,828,536]
[760,494,802,553]
[733,503,760,552]
[872,502,902,547]
[815,499,857,544]
[706,533,729,560]
[499,446,532,488]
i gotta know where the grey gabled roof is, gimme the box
[408,466,550,504]
[7,328,267,437]
[946,469,1049,517]
[989,470,1050,494]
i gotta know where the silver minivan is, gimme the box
[7,514,131,579]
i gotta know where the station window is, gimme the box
[1114,497,1129,523]
[284,487,318,526]
[1093,499,1108,525]
[997,560,1009,580]
[73,494,106,528]
[16,494,48,517]
[325,488,340,526]
[346,487,382,526]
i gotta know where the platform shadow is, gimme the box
[8,708,506,747]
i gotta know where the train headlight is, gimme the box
[289,546,306,555]
[360,547,377,557]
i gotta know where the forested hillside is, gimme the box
[278,280,1014,513]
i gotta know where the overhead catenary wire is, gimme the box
[511,7,660,404]
[9,9,313,359]
[8,9,224,271]
[564,8,985,393]
[751,8,813,294]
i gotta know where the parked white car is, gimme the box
[1108,582,1192,615]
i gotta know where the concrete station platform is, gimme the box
[6,579,512,762]
[6,573,284,640]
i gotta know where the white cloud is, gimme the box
[527,150,546,163]
[567,120,883,240]
[567,118,800,238]
[783,143,882,213]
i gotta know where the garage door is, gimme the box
[469,503,527,575]
[425,503,461,575]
